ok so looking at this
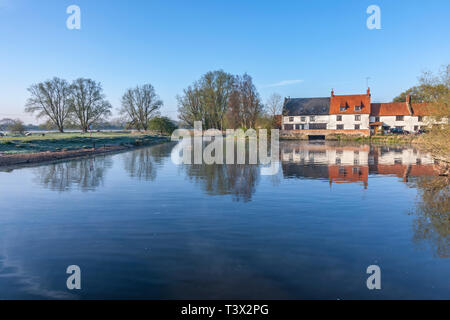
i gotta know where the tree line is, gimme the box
[177,70,283,130]
[394,65,449,161]
[21,72,284,135]
[24,77,164,133]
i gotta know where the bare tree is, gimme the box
[69,78,112,132]
[266,93,283,117]
[120,84,163,131]
[8,119,26,134]
[25,77,71,132]
[227,74,262,129]
[177,85,203,128]
[177,70,234,129]
[0,118,15,131]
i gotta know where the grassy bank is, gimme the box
[0,132,169,154]
[0,132,170,167]
[331,134,415,144]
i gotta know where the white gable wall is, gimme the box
[369,116,425,131]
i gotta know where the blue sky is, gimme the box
[0,0,449,123]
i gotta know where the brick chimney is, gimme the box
[367,87,371,96]
[406,94,413,115]
[331,89,334,97]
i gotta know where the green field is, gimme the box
[0,132,169,154]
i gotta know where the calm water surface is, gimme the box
[0,141,448,299]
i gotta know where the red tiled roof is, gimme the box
[370,102,410,116]
[412,103,436,116]
[330,93,371,114]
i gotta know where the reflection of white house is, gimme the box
[281,143,435,167]
[375,147,435,165]
[281,144,370,166]
[280,142,439,189]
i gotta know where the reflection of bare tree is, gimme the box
[34,156,112,192]
[124,148,157,181]
[185,163,259,202]
[409,176,450,258]
[123,143,175,181]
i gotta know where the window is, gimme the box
[396,115,404,121]
[339,167,347,175]
[395,126,404,130]
[353,167,361,174]
[355,124,360,130]
[337,115,342,121]
[300,116,306,122]
[296,124,304,130]
[289,117,294,122]
[284,124,294,130]
[375,117,380,122]
[337,124,344,130]
[310,116,316,122]
[309,123,327,130]
[355,106,362,111]
[355,115,361,121]
[340,106,346,112]
[418,116,423,122]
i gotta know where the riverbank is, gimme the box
[0,132,170,167]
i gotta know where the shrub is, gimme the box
[8,119,26,134]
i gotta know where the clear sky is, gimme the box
[0,0,449,123]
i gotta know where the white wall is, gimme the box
[369,115,425,132]
[328,114,370,130]
[282,115,330,130]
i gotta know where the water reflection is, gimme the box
[123,142,175,181]
[281,141,439,188]
[33,156,112,192]
[184,164,260,202]
[409,176,449,258]
[1,141,449,299]
[28,141,444,197]
[280,141,448,258]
